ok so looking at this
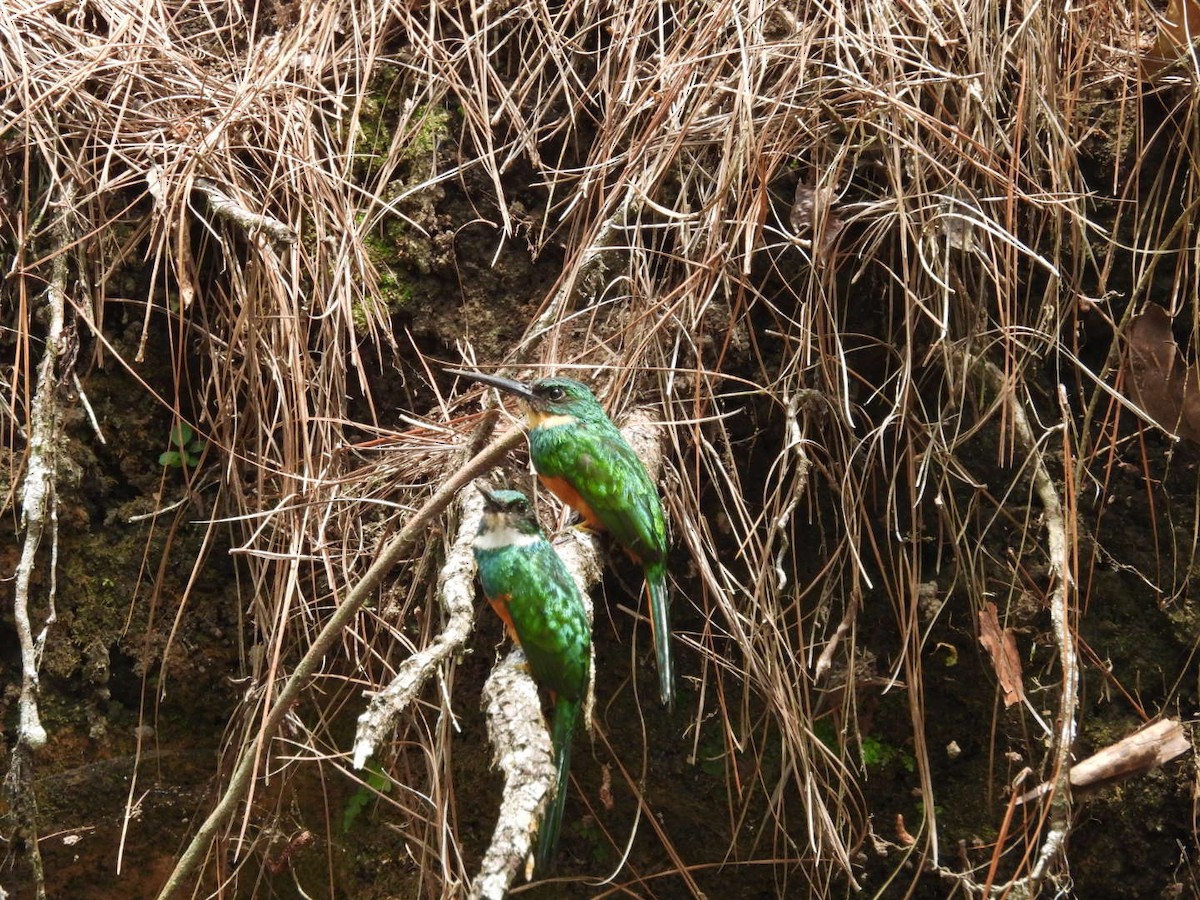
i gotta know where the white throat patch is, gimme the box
[474,523,541,551]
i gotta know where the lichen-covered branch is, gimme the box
[13,214,69,754]
[468,407,657,895]
[157,427,524,900]
[351,484,485,769]
[193,177,296,245]
[6,178,76,900]
[1010,377,1075,893]
[469,648,555,900]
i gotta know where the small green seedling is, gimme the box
[570,815,612,864]
[160,422,206,469]
[343,761,393,832]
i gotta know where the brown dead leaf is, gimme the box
[1142,0,1200,81]
[599,763,614,811]
[977,602,1024,708]
[790,182,843,253]
[1123,305,1200,443]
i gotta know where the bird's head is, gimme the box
[476,484,542,540]
[446,368,602,429]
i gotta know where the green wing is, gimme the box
[533,422,668,566]
[478,538,590,701]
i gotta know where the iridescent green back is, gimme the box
[475,534,590,702]
[529,411,668,567]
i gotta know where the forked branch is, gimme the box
[157,427,524,899]
[351,483,486,768]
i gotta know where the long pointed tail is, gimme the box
[536,696,580,872]
[646,562,675,708]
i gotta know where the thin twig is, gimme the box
[72,372,105,445]
[193,177,297,246]
[517,184,638,352]
[814,600,857,683]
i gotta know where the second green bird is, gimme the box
[449,367,675,708]
[473,485,591,871]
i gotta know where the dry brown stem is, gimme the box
[157,427,523,900]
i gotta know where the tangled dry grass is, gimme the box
[4,0,1200,896]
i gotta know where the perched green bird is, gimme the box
[450,367,675,708]
[473,485,591,871]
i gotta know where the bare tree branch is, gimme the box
[470,647,554,900]
[193,177,297,246]
[156,427,524,900]
[351,484,485,768]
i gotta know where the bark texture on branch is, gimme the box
[469,647,555,900]
[7,180,77,900]
[352,485,485,769]
[468,406,658,895]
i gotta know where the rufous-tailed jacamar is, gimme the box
[473,485,591,871]
[450,368,675,708]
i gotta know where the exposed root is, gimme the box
[938,351,1078,897]
[5,180,77,900]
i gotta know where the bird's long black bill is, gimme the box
[444,367,536,402]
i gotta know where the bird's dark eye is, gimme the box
[546,386,566,401]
